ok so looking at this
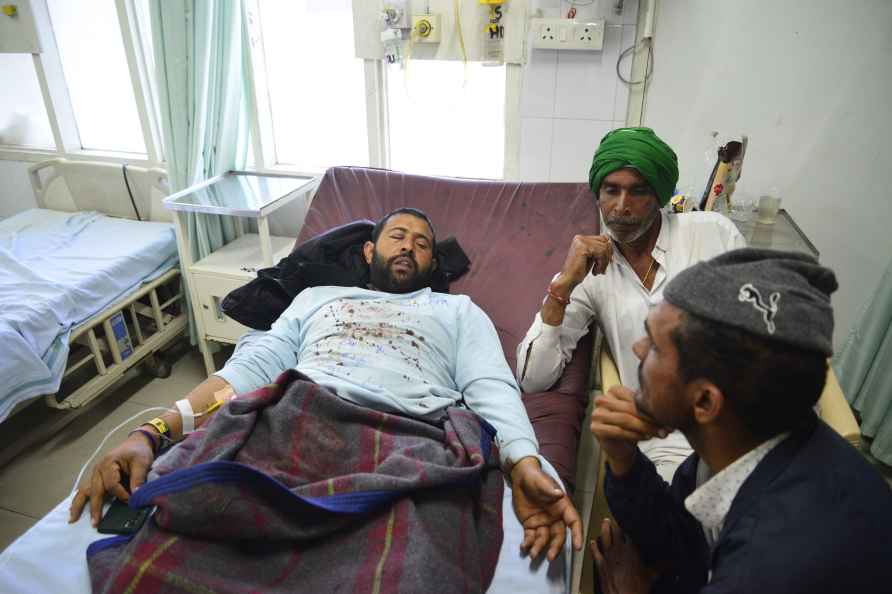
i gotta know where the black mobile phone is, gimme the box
[97,498,152,535]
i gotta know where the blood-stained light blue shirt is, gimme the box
[215,286,538,468]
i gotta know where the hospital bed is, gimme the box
[0,166,600,593]
[0,159,187,467]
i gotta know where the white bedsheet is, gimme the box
[0,209,178,421]
[0,463,568,594]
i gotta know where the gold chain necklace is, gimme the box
[641,257,657,286]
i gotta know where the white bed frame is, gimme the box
[0,160,188,467]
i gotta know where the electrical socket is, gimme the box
[575,22,604,49]
[530,18,605,51]
[411,14,441,44]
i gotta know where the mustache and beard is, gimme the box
[601,202,661,245]
[636,364,660,425]
[636,362,694,432]
[368,249,434,294]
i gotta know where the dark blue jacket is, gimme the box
[605,414,892,593]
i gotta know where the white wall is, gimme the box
[644,0,892,348]
[0,160,38,219]
[518,0,639,182]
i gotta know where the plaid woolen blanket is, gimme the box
[87,370,504,593]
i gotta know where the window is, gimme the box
[2,1,512,180]
[257,0,368,172]
[0,54,55,149]
[387,61,506,179]
[47,0,146,154]
[133,0,156,86]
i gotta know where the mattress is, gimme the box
[0,461,568,594]
[0,209,178,421]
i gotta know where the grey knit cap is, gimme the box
[663,248,838,356]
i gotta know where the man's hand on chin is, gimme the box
[510,456,583,561]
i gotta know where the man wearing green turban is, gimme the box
[517,127,747,482]
[588,127,680,209]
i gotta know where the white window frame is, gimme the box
[0,0,162,168]
[242,0,521,180]
[503,63,523,180]
[242,0,387,178]
[360,59,523,179]
[1,1,524,181]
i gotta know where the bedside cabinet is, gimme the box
[163,171,320,375]
[190,234,295,344]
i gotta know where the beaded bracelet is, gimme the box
[128,428,161,454]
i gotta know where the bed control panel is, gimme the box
[108,312,134,361]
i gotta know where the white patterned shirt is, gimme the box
[685,432,791,551]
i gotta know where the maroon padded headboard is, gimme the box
[298,166,600,489]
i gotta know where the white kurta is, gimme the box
[517,211,747,480]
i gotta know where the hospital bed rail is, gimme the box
[48,267,187,410]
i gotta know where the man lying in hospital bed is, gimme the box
[58,207,581,593]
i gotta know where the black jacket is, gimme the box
[604,414,892,593]
[221,220,470,330]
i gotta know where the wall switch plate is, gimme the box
[411,14,441,43]
[530,17,605,51]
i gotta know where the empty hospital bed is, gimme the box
[0,166,602,593]
[0,159,187,466]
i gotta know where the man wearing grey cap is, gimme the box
[589,248,892,593]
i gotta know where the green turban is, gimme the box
[588,127,679,207]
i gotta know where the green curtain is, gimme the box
[834,257,892,466]
[150,0,252,340]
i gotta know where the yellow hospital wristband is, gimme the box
[145,417,170,438]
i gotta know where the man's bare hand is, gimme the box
[69,432,156,526]
[593,519,658,594]
[510,457,583,561]
[590,385,668,476]
[555,235,613,292]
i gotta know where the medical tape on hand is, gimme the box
[175,399,195,435]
